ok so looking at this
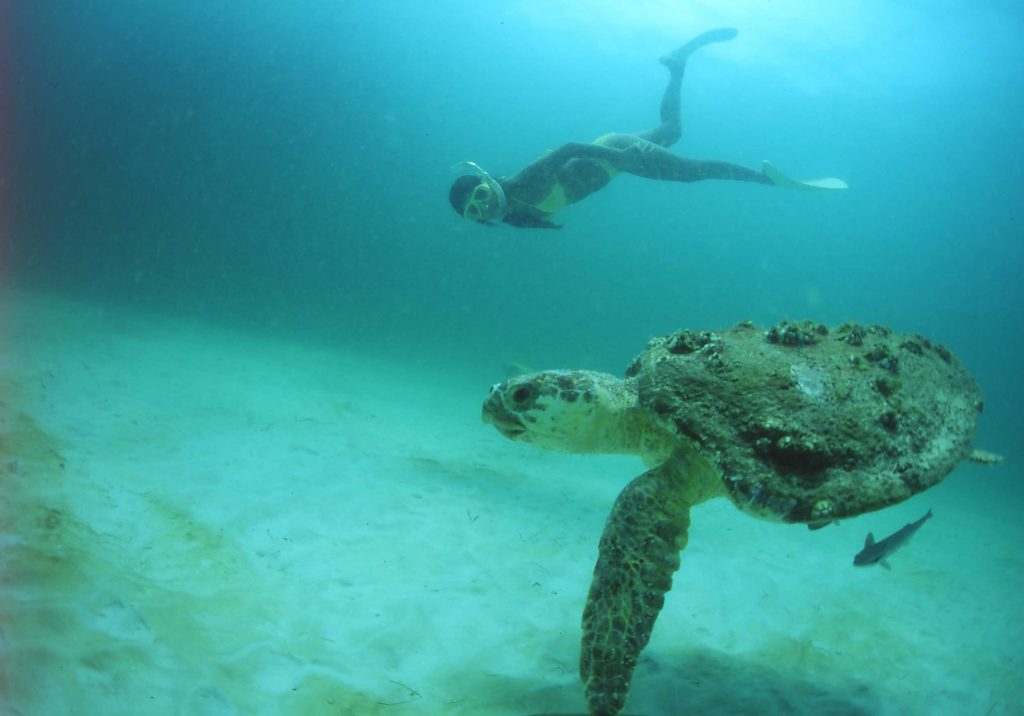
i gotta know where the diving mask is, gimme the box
[456,161,508,223]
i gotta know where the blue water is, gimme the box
[9,2,1021,392]
[4,2,1023,711]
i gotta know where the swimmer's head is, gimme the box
[450,162,507,224]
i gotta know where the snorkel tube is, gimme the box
[455,160,508,221]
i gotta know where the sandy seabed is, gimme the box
[1,291,1021,716]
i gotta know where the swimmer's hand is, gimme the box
[619,140,657,172]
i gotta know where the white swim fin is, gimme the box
[763,160,848,191]
[660,28,739,73]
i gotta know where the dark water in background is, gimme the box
[5,2,1023,459]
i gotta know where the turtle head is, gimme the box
[482,370,646,455]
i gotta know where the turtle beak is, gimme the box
[482,385,527,439]
[491,418,527,439]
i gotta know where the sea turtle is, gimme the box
[481,320,1000,716]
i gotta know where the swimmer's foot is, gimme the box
[659,27,738,74]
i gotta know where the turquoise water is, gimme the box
[4,2,1023,714]
[9,3,1023,392]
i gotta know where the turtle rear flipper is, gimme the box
[580,447,720,716]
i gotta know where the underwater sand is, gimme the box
[1,291,1021,716]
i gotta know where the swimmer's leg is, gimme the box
[638,152,771,185]
[662,157,772,185]
[638,28,739,148]
[596,134,772,186]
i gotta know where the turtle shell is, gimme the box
[626,320,983,524]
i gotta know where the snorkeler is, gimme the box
[449,28,846,229]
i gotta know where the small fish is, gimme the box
[853,508,933,570]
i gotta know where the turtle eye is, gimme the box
[511,385,534,404]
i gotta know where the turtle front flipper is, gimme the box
[580,447,721,716]
[968,448,1003,465]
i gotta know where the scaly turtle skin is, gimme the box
[481,320,997,716]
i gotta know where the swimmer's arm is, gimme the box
[506,142,631,186]
[548,140,626,162]
[542,142,629,168]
